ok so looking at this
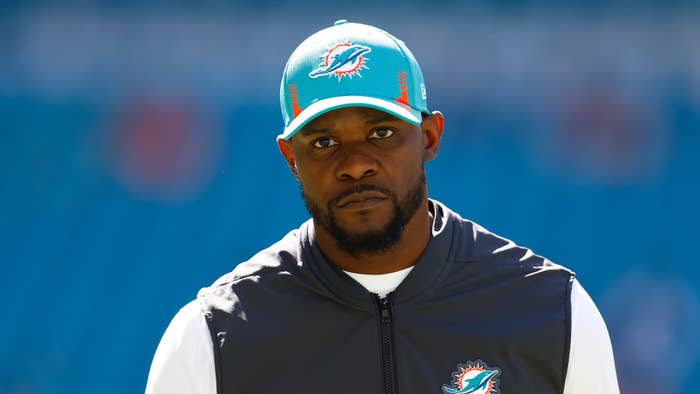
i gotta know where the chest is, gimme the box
[211,290,568,394]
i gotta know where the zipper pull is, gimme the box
[378,295,392,323]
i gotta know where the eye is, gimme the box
[312,137,338,149]
[370,128,395,139]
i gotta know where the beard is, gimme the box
[302,171,426,258]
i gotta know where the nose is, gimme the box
[335,145,378,181]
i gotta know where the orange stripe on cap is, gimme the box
[395,72,409,107]
[288,84,303,118]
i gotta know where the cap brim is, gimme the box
[278,95,423,140]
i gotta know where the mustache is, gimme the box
[330,184,395,207]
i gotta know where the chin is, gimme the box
[340,220,390,238]
[334,208,393,230]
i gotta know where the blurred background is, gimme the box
[1,1,699,393]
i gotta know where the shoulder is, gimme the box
[436,200,574,277]
[197,223,320,316]
[151,300,212,362]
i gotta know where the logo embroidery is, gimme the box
[441,360,501,394]
[309,42,371,80]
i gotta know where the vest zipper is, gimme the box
[376,294,397,394]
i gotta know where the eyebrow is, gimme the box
[299,127,331,137]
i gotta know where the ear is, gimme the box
[277,137,299,180]
[421,111,444,163]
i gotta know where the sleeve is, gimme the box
[145,300,217,394]
[563,279,620,394]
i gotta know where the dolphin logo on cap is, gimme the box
[309,43,371,80]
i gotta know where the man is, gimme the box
[146,20,619,394]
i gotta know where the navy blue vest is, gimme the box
[199,200,573,394]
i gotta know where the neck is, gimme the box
[314,198,433,275]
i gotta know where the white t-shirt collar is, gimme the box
[343,266,415,299]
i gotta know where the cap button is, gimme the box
[334,19,348,25]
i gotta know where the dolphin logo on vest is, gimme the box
[441,360,501,394]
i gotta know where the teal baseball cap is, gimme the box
[278,20,429,140]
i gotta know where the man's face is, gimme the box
[279,107,439,257]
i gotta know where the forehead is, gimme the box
[300,107,405,133]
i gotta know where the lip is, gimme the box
[336,190,388,209]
